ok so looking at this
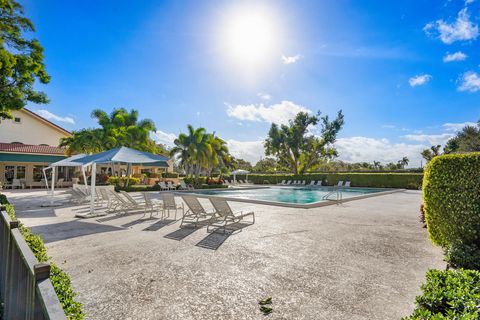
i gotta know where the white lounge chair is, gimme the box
[160,193,184,219]
[344,181,351,187]
[142,193,163,218]
[309,181,315,186]
[337,181,344,187]
[278,180,286,185]
[120,191,161,215]
[179,180,193,190]
[180,195,215,228]
[207,197,255,233]
[167,181,177,190]
[300,180,306,185]
[285,180,292,185]
[316,180,323,186]
[158,181,169,191]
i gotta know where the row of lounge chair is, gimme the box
[68,185,255,233]
[224,180,249,185]
[277,180,352,187]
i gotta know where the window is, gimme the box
[13,117,21,124]
[16,166,26,179]
[4,165,26,182]
[57,166,75,181]
[33,165,48,182]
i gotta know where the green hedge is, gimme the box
[162,172,179,178]
[234,173,423,189]
[422,153,480,249]
[0,195,84,319]
[402,269,480,319]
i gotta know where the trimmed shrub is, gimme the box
[107,176,140,187]
[402,269,480,319]
[445,243,480,270]
[0,195,84,319]
[235,173,423,189]
[183,177,207,185]
[422,153,480,248]
[162,172,179,178]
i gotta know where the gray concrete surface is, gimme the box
[3,189,444,320]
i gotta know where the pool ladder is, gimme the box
[322,187,343,202]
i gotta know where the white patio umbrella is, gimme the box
[231,169,250,183]
[74,147,170,217]
[42,154,87,206]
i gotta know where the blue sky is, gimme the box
[23,0,480,166]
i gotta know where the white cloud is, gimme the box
[458,71,480,92]
[335,137,426,167]
[424,8,479,44]
[443,51,467,62]
[226,100,311,125]
[152,130,177,147]
[226,139,265,164]
[382,124,396,129]
[442,121,477,131]
[281,54,301,64]
[465,0,475,5]
[409,74,432,87]
[36,109,75,124]
[257,92,271,101]
[402,133,454,145]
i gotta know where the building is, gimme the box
[0,108,173,188]
[0,108,71,188]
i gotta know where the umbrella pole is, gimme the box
[89,163,96,216]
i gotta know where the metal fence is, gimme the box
[0,205,66,320]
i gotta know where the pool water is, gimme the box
[196,186,386,204]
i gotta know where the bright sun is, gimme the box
[220,6,279,69]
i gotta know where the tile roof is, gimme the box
[0,143,66,155]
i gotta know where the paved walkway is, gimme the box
[3,189,444,320]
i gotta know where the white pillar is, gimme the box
[81,165,88,189]
[51,167,56,196]
[89,163,96,216]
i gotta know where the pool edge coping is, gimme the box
[173,186,404,209]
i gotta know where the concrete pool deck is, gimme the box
[3,189,444,320]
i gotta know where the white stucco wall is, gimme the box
[0,109,70,146]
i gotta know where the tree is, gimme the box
[444,122,480,154]
[397,156,409,169]
[0,0,50,118]
[170,125,232,183]
[264,111,344,174]
[231,158,253,171]
[253,157,280,173]
[59,108,158,155]
[421,145,441,163]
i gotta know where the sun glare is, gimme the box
[219,6,280,70]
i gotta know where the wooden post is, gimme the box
[34,263,51,281]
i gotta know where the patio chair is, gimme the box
[278,180,286,185]
[167,181,177,190]
[344,181,351,187]
[57,178,65,188]
[179,180,193,190]
[68,188,91,204]
[316,180,323,186]
[300,180,306,185]
[119,191,151,213]
[309,181,315,186]
[107,191,143,214]
[207,197,255,233]
[160,193,184,220]
[158,181,169,191]
[180,195,215,228]
[337,181,344,187]
[142,193,163,218]
[285,180,292,185]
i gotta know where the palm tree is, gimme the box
[60,108,158,154]
[170,125,232,183]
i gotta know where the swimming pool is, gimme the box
[191,186,397,208]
